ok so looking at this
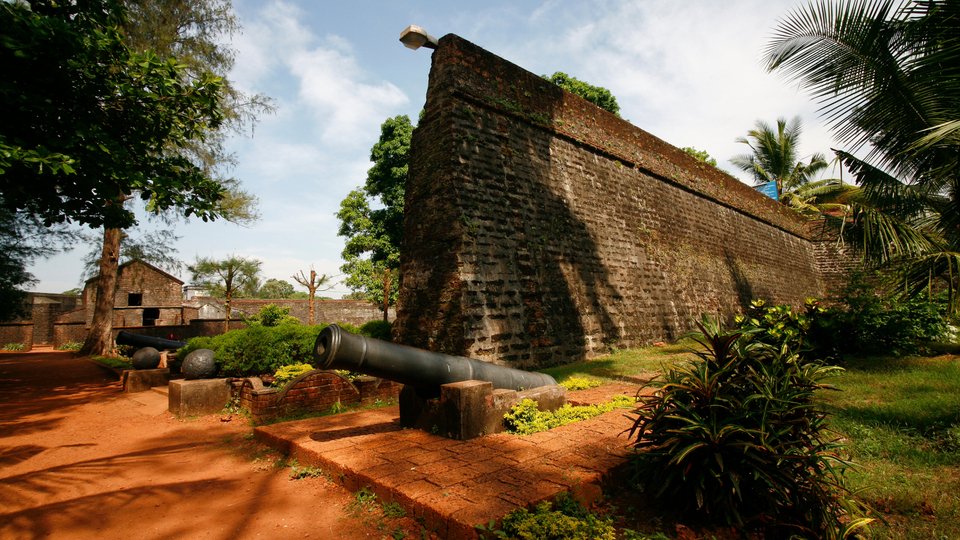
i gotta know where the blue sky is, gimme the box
[29,0,844,296]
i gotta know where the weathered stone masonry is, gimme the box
[397,34,838,369]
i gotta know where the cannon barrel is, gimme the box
[314,324,557,393]
[116,330,186,351]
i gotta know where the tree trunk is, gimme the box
[81,227,122,356]
[382,269,391,322]
[307,269,316,325]
[224,287,232,333]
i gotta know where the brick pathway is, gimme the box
[255,382,648,539]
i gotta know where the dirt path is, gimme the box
[0,349,410,540]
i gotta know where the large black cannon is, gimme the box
[115,330,186,351]
[313,324,557,396]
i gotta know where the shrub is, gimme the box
[56,341,83,351]
[482,493,616,540]
[246,303,300,327]
[559,376,603,391]
[504,395,633,435]
[272,363,315,386]
[178,322,365,377]
[628,317,870,537]
[825,275,948,356]
[359,319,392,341]
[2,343,25,351]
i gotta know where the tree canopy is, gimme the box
[337,115,412,310]
[544,72,621,116]
[0,0,228,230]
[188,255,262,322]
[766,0,960,308]
[731,117,828,199]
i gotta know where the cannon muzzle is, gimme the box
[314,324,557,394]
[116,330,187,351]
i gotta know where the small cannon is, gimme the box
[115,330,187,351]
[313,324,557,396]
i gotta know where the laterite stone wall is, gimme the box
[396,34,839,369]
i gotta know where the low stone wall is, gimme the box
[235,370,400,424]
[0,322,33,349]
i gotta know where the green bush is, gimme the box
[359,319,392,341]
[56,341,83,351]
[504,396,633,435]
[559,376,603,391]
[628,317,870,537]
[246,303,300,327]
[481,493,616,540]
[272,363,315,386]
[178,322,363,377]
[2,342,25,351]
[824,275,948,356]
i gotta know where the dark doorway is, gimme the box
[142,308,160,326]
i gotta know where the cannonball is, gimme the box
[182,348,216,380]
[132,347,161,370]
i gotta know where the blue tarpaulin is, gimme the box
[755,180,778,201]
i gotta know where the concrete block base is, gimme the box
[400,380,566,439]
[122,368,170,393]
[168,378,231,417]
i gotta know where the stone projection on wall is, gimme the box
[396,34,830,369]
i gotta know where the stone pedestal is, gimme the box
[168,378,231,417]
[400,380,566,440]
[122,368,170,393]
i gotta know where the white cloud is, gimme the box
[231,0,408,148]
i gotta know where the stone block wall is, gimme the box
[396,34,835,368]
[204,298,393,326]
[0,322,33,349]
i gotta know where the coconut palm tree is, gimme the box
[731,117,828,199]
[765,0,960,309]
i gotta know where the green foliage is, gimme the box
[359,320,392,341]
[0,0,227,230]
[337,115,411,306]
[56,342,83,352]
[543,72,621,116]
[180,323,337,377]
[628,317,868,536]
[188,255,262,320]
[272,363,315,387]
[247,303,299,327]
[680,146,718,167]
[731,117,828,199]
[257,278,296,299]
[504,396,633,436]
[2,343,25,351]
[735,297,826,357]
[288,459,327,480]
[765,1,960,311]
[824,275,948,356]
[558,376,603,391]
[92,355,133,370]
[481,493,616,540]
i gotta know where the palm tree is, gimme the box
[765,0,960,309]
[731,117,828,199]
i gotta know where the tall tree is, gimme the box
[292,268,331,325]
[85,0,264,354]
[766,0,960,309]
[188,255,262,328]
[337,115,412,319]
[731,117,828,199]
[257,278,296,299]
[80,229,183,281]
[0,0,230,354]
[543,72,621,116]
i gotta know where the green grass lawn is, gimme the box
[823,355,960,539]
[544,344,960,538]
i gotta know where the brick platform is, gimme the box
[255,382,647,539]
